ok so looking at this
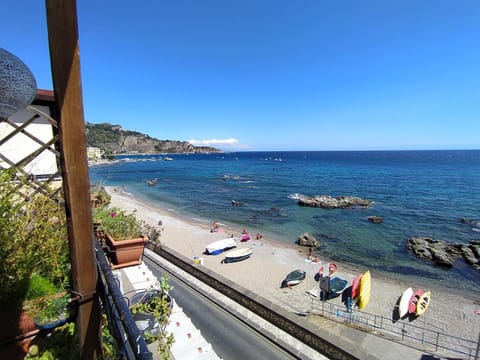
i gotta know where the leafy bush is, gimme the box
[93,206,143,240]
[0,169,70,305]
[26,274,58,300]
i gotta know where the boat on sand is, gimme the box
[324,277,348,299]
[408,289,423,314]
[351,274,362,300]
[281,270,306,288]
[223,247,253,263]
[357,271,371,310]
[416,291,431,316]
[398,287,414,318]
[205,237,236,255]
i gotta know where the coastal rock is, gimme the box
[298,233,319,248]
[460,218,480,228]
[462,247,478,266]
[406,237,480,270]
[298,195,373,209]
[367,216,383,224]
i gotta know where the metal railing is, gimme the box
[95,241,152,360]
[311,298,479,359]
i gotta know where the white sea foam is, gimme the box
[287,193,302,200]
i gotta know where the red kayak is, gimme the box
[351,274,362,299]
[408,289,423,314]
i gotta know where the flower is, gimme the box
[93,206,143,241]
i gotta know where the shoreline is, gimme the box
[104,186,480,346]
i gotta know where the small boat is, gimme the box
[224,247,253,263]
[351,274,362,300]
[146,178,158,186]
[357,271,371,310]
[205,237,237,255]
[408,289,423,314]
[317,262,337,278]
[328,277,348,297]
[398,287,414,318]
[282,270,306,288]
[416,291,431,316]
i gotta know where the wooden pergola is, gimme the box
[45,1,101,357]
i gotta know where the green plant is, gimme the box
[0,169,70,306]
[90,187,111,207]
[129,276,174,359]
[93,206,143,241]
[25,322,78,359]
[26,274,58,300]
[142,220,163,248]
[34,294,70,325]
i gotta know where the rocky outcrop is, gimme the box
[86,122,221,154]
[298,232,319,247]
[406,236,480,270]
[298,195,373,209]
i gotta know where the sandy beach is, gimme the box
[105,186,480,354]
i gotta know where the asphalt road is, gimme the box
[144,257,299,360]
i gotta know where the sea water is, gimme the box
[89,150,480,295]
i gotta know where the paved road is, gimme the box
[145,257,300,360]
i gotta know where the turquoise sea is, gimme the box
[89,150,480,295]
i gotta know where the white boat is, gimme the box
[224,247,253,263]
[205,237,237,255]
[399,287,413,318]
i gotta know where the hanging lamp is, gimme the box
[0,48,37,119]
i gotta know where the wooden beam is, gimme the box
[45,1,100,358]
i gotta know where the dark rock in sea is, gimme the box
[298,195,373,209]
[460,218,480,228]
[470,242,480,258]
[406,236,480,270]
[298,232,319,247]
[367,216,383,224]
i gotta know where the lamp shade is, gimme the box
[0,48,37,119]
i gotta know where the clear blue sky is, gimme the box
[2,1,480,151]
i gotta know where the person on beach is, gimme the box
[256,233,263,240]
[211,221,220,233]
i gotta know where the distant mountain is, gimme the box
[85,122,221,154]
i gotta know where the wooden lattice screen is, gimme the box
[0,97,64,205]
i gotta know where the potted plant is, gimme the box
[33,293,72,330]
[0,169,70,345]
[93,206,148,268]
[129,277,174,358]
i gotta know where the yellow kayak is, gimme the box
[416,291,431,316]
[357,271,371,310]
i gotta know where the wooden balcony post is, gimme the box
[45,0,101,357]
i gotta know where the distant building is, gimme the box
[87,147,104,160]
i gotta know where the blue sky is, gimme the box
[2,1,480,151]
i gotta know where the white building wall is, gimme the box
[0,105,58,176]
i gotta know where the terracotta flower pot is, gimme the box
[105,233,147,269]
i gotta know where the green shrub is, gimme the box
[26,274,58,300]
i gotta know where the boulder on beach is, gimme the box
[298,195,373,209]
[298,232,319,247]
